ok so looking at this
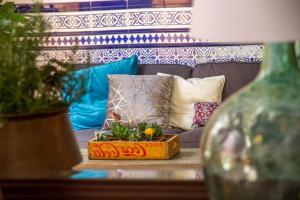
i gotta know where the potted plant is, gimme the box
[89,113,180,160]
[0,2,85,178]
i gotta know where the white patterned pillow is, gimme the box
[158,73,225,130]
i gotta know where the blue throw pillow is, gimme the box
[69,55,138,130]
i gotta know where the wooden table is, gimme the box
[74,148,202,170]
[1,150,208,199]
[0,179,209,200]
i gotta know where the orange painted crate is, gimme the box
[88,134,180,160]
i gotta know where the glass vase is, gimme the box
[201,43,300,200]
[296,41,300,67]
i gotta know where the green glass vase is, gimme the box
[296,41,300,67]
[201,43,300,200]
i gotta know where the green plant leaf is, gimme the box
[0,2,86,116]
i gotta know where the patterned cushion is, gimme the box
[103,75,173,129]
[68,55,138,130]
[192,102,219,128]
[157,73,225,130]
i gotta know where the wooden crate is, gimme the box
[88,134,180,160]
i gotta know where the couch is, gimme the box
[75,62,260,148]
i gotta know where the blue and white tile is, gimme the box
[16,1,262,67]
[38,45,263,67]
[44,31,208,47]
[43,7,192,32]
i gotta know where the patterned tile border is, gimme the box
[20,4,262,66]
[44,32,211,47]
[43,7,192,32]
[38,45,263,67]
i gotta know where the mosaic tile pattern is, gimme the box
[43,8,191,32]
[15,1,263,67]
[44,31,207,48]
[38,45,263,67]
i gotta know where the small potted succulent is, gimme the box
[89,113,180,160]
[0,2,85,177]
[95,112,164,142]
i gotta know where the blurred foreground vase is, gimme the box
[0,109,82,178]
[201,43,300,200]
[296,41,300,66]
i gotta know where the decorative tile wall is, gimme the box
[17,0,263,67]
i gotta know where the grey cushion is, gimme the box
[74,129,95,148]
[193,62,260,99]
[179,127,204,148]
[138,64,193,79]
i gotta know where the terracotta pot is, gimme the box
[0,108,82,178]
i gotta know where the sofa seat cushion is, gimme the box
[179,127,204,148]
[74,129,96,148]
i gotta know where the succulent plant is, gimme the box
[111,121,130,140]
[146,123,163,137]
[94,130,111,141]
[144,127,155,140]
[110,113,164,141]
[127,129,142,141]
[137,122,147,132]
[95,133,108,141]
